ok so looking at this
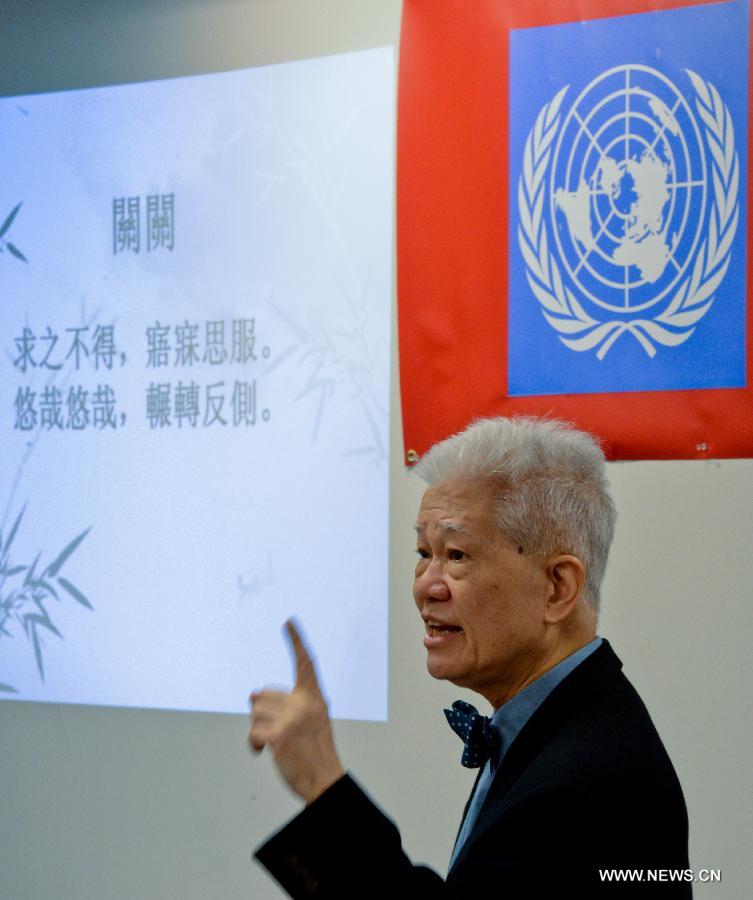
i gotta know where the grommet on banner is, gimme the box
[406,449,419,464]
[696,443,709,453]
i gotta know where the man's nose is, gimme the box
[414,562,451,602]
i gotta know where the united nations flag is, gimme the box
[508,2,748,397]
[397,0,753,459]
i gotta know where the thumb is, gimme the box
[285,618,320,692]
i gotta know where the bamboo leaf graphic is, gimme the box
[1,507,96,690]
[28,621,45,681]
[57,577,93,610]
[25,612,63,639]
[32,633,44,680]
[46,527,91,577]
[37,578,60,602]
[24,551,42,586]
[32,594,50,617]
[6,242,27,262]
[0,202,22,239]
[24,611,62,682]
[0,505,25,564]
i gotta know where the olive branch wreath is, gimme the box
[517,70,739,360]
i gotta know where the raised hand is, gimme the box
[249,619,344,804]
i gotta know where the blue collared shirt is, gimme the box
[448,636,603,871]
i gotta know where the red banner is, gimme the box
[397,0,753,461]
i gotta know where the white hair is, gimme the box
[413,416,616,610]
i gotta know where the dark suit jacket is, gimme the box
[255,641,691,898]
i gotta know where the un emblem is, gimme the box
[517,65,739,359]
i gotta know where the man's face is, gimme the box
[413,477,553,708]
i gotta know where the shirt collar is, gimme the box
[489,636,603,767]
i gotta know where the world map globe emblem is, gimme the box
[550,64,706,314]
[517,61,740,359]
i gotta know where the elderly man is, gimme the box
[250,417,691,897]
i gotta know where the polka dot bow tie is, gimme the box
[444,700,501,769]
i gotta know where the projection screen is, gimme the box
[0,45,393,721]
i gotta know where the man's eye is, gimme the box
[448,549,466,561]
[416,547,430,560]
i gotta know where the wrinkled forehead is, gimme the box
[415,478,497,538]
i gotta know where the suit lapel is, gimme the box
[449,765,484,859]
[452,640,624,866]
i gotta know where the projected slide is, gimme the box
[0,48,393,720]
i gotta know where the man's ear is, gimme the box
[544,555,586,624]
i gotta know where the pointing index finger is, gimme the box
[285,618,319,690]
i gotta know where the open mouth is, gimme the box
[426,623,462,637]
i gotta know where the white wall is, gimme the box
[1,2,751,897]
